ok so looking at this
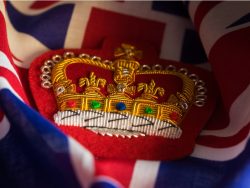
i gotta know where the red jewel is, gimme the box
[66,100,77,107]
[169,112,179,121]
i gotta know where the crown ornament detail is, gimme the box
[40,44,208,138]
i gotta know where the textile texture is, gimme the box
[0,1,250,188]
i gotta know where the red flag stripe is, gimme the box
[193,1,222,31]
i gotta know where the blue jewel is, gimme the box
[116,102,126,111]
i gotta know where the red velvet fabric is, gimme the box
[29,39,218,160]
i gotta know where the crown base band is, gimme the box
[54,110,182,139]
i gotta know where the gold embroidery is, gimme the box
[79,72,106,97]
[40,43,207,138]
[137,80,165,101]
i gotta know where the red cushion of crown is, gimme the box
[29,38,218,160]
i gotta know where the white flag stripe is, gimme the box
[2,2,49,69]
[0,77,24,101]
[8,1,195,66]
[160,20,186,61]
[5,21,49,68]
[188,1,202,22]
[0,116,11,140]
[0,1,6,18]
[64,2,91,48]
[195,62,211,71]
[129,160,160,188]
[199,1,250,55]
[0,51,21,82]
[68,137,95,188]
[192,131,250,161]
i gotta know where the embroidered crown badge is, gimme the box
[40,44,207,139]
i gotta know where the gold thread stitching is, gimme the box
[49,44,199,129]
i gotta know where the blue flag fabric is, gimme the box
[0,1,250,188]
[0,89,82,188]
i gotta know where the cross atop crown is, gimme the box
[114,43,143,60]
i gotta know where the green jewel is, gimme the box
[144,106,153,114]
[90,100,101,109]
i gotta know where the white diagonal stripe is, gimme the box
[0,78,23,101]
[68,137,95,188]
[2,1,49,68]
[129,160,160,188]
[4,1,196,66]
[192,131,250,161]
[199,1,250,54]
[0,51,20,82]
[64,2,91,48]
[160,21,186,61]
[188,1,202,22]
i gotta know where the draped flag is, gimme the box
[0,1,249,188]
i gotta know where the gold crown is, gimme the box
[40,44,207,138]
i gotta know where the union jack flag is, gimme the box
[0,1,250,188]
